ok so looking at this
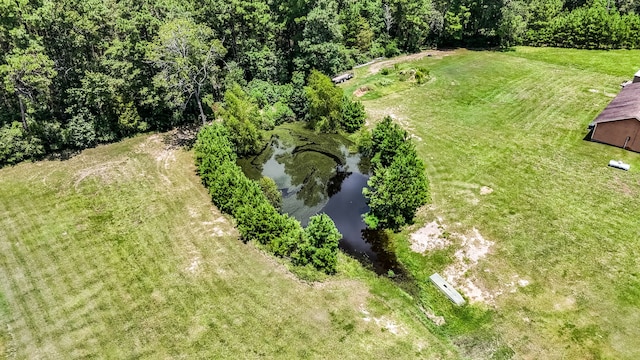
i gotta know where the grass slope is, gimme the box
[348,47,640,359]
[0,134,455,358]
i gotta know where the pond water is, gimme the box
[238,124,401,274]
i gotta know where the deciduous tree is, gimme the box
[0,43,56,131]
[148,18,226,124]
[304,70,343,132]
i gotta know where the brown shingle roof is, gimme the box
[592,82,640,124]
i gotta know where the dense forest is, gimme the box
[2,0,640,165]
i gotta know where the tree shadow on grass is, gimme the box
[45,148,81,162]
[162,124,200,150]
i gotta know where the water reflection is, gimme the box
[238,124,401,274]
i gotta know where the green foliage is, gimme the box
[341,96,366,133]
[364,141,429,231]
[263,101,296,126]
[304,70,344,132]
[0,122,44,165]
[148,18,226,124]
[194,123,338,274]
[297,0,347,76]
[298,214,342,274]
[369,116,407,167]
[362,117,428,231]
[384,40,401,58]
[259,176,282,211]
[0,42,56,131]
[246,79,294,108]
[64,113,97,149]
[219,84,264,155]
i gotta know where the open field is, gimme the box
[346,47,640,359]
[2,47,640,359]
[0,133,456,358]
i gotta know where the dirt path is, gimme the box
[368,49,458,74]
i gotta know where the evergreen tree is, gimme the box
[341,96,366,133]
[300,214,342,274]
[363,141,429,231]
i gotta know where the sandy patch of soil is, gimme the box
[420,306,446,326]
[368,50,455,74]
[410,221,450,253]
[136,134,177,170]
[182,240,203,275]
[353,86,372,97]
[480,186,494,195]
[553,296,576,311]
[440,228,530,305]
[442,228,495,304]
[360,307,407,335]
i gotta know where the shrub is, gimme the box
[384,40,401,57]
[377,78,394,87]
[259,176,282,211]
[341,96,366,133]
[0,122,44,166]
[264,101,296,126]
[297,214,342,274]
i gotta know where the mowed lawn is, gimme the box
[349,48,640,359]
[0,134,455,358]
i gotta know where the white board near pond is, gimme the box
[430,273,465,306]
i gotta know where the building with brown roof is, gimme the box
[589,82,640,152]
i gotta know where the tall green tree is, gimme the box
[300,214,341,274]
[148,18,226,124]
[219,84,263,155]
[297,0,347,76]
[304,70,343,132]
[498,0,529,47]
[368,116,407,167]
[0,43,56,131]
[391,0,433,51]
[363,141,429,231]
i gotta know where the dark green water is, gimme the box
[238,124,401,274]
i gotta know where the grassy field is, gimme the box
[2,47,640,359]
[0,133,457,358]
[345,47,640,359]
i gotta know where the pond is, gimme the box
[238,123,401,275]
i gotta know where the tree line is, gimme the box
[2,0,640,165]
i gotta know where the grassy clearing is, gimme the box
[349,47,640,359]
[503,46,640,77]
[0,133,456,358]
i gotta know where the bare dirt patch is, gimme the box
[353,85,372,98]
[136,133,177,170]
[420,306,446,326]
[410,221,450,253]
[443,228,495,304]
[360,307,407,336]
[480,186,494,195]
[368,50,456,74]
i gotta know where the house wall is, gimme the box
[592,119,640,152]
